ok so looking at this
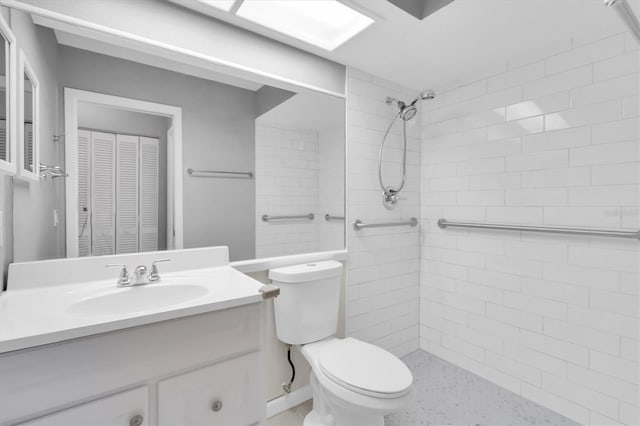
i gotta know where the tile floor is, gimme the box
[385,350,578,426]
[268,350,579,426]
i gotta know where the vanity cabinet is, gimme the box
[0,303,264,426]
[19,387,149,426]
[158,352,261,426]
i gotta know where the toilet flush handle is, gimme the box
[259,284,280,299]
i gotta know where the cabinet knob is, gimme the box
[129,414,144,426]
[211,400,223,412]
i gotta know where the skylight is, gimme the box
[235,0,374,51]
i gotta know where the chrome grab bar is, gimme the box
[353,217,418,230]
[187,168,254,178]
[262,213,315,222]
[438,218,640,239]
[325,214,345,221]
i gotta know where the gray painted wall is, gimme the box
[11,10,63,266]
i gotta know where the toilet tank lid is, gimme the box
[269,261,343,283]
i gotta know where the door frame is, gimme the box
[64,88,183,257]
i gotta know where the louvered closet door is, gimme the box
[24,122,33,172]
[90,131,116,256]
[77,129,92,257]
[0,119,6,161]
[138,136,159,252]
[116,134,139,253]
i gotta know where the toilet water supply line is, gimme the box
[282,344,296,393]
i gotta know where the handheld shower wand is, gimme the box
[379,90,435,209]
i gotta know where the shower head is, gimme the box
[386,90,435,121]
[400,105,418,121]
[406,90,436,107]
[421,89,436,100]
[401,106,417,121]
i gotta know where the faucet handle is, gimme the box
[149,259,171,282]
[106,264,131,286]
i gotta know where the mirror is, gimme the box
[0,14,16,175]
[17,49,39,181]
[8,18,345,263]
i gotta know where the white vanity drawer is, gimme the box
[158,351,261,426]
[19,386,148,426]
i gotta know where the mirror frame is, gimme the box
[0,13,17,176]
[16,48,39,182]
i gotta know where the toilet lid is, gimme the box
[318,338,413,398]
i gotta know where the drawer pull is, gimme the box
[211,400,223,412]
[129,414,144,426]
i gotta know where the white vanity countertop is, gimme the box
[0,265,263,354]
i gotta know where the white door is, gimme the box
[77,129,92,257]
[90,131,116,256]
[138,136,159,252]
[116,134,139,254]
[19,386,149,426]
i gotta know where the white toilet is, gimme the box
[269,261,414,426]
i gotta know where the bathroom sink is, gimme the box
[66,284,209,317]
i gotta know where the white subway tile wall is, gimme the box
[346,69,421,357]
[420,32,639,425]
[255,125,320,257]
[318,128,346,251]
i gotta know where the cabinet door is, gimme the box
[158,352,261,426]
[20,386,148,426]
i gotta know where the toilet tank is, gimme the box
[269,261,343,345]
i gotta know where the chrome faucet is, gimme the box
[106,259,171,287]
[132,265,148,285]
[148,259,171,282]
[106,264,131,286]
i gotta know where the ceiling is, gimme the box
[176,0,638,92]
[336,0,637,90]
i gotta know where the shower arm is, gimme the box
[606,0,640,42]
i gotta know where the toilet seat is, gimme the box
[317,337,413,399]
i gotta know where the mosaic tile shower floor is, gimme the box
[385,350,578,426]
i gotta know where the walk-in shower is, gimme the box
[379,90,435,209]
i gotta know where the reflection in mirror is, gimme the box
[73,103,170,257]
[0,38,6,163]
[23,71,33,172]
[19,52,39,181]
[255,91,345,258]
[9,21,345,263]
[0,14,15,174]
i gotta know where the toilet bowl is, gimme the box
[269,261,413,426]
[300,337,413,426]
